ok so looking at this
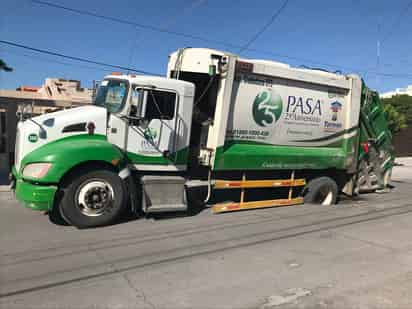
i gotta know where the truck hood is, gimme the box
[15,105,107,171]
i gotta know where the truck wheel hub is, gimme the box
[76,180,114,216]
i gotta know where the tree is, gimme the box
[382,102,407,133]
[382,94,412,124]
[0,59,13,72]
[381,94,412,134]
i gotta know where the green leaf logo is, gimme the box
[144,127,157,140]
[252,89,283,127]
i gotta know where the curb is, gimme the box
[0,186,11,192]
[395,157,412,167]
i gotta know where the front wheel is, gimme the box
[60,169,126,228]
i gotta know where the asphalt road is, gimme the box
[1,159,412,309]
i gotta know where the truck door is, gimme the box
[126,87,181,170]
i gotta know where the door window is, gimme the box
[145,90,176,120]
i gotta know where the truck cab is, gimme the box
[12,74,197,227]
[96,74,195,171]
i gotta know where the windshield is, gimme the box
[94,79,128,113]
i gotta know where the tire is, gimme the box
[304,176,338,206]
[59,169,126,228]
[48,192,70,226]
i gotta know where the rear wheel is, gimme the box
[304,176,338,206]
[60,169,126,228]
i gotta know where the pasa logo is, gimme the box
[252,89,283,127]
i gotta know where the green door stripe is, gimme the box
[125,147,189,165]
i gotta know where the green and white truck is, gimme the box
[11,48,394,227]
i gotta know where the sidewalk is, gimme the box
[0,185,10,192]
[395,156,412,166]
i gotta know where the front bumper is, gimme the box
[14,178,57,211]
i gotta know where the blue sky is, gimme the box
[1,0,411,93]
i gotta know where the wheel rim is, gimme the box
[75,179,115,217]
[321,191,333,205]
[313,186,333,205]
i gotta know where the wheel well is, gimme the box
[59,160,118,188]
[50,161,120,223]
[302,169,349,192]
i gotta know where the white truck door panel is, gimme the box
[126,89,180,169]
[107,115,127,149]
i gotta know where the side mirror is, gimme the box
[140,90,148,119]
[129,105,139,118]
[127,106,141,126]
[127,90,148,126]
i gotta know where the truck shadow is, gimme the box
[48,191,211,228]
[51,185,395,227]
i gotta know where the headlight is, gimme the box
[22,163,52,179]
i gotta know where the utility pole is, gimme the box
[376,21,381,86]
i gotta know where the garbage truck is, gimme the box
[11,48,394,227]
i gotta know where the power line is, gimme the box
[30,0,352,69]
[238,0,290,53]
[126,0,208,71]
[163,0,208,31]
[30,0,412,79]
[30,0,378,74]
[0,40,161,75]
[7,1,412,81]
[2,38,412,81]
[382,0,412,43]
[31,0,239,49]
[1,47,114,73]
